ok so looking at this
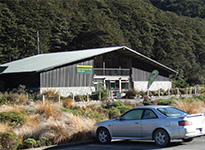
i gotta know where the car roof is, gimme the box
[133,105,171,110]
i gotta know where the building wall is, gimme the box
[40,87,95,97]
[132,68,169,81]
[133,81,172,91]
[40,59,94,87]
[132,59,170,81]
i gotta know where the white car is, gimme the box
[93,105,205,147]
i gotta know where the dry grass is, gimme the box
[31,113,95,144]
[35,102,62,120]
[13,115,40,138]
[0,123,12,133]
[0,104,25,113]
[0,101,96,145]
[62,98,73,108]
[172,100,205,114]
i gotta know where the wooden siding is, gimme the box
[40,59,94,87]
[132,68,169,81]
[132,59,169,81]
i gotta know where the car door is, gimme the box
[112,109,143,138]
[141,109,159,138]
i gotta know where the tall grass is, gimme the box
[35,102,62,120]
[172,100,205,114]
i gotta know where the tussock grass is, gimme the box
[31,113,95,144]
[172,100,205,114]
[35,102,62,120]
[14,115,40,138]
[0,123,12,133]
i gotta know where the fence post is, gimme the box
[58,93,61,103]
[186,88,188,95]
[177,88,179,95]
[99,92,101,100]
[43,95,45,103]
[72,93,75,102]
[195,86,197,94]
[87,93,89,102]
[158,89,160,97]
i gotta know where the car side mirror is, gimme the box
[115,116,121,120]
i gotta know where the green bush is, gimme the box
[125,88,138,98]
[75,95,86,102]
[0,132,22,150]
[194,94,205,101]
[37,137,52,147]
[110,101,125,108]
[92,86,109,100]
[0,96,7,105]
[0,111,26,127]
[117,105,132,114]
[23,138,37,148]
[143,95,152,105]
[155,98,178,105]
[108,108,121,119]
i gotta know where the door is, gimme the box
[112,109,143,137]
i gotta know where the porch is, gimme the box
[93,68,131,97]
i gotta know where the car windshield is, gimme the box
[157,107,189,117]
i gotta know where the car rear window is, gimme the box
[157,107,189,117]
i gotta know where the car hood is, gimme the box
[95,119,114,126]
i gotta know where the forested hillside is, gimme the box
[150,0,205,18]
[0,0,205,86]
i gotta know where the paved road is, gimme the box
[45,136,205,150]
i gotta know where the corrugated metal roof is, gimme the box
[0,46,177,74]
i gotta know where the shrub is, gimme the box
[155,97,178,105]
[62,98,73,108]
[2,92,19,105]
[23,138,37,148]
[74,95,86,102]
[0,132,22,150]
[125,88,138,99]
[150,90,158,96]
[143,95,152,105]
[117,105,132,114]
[0,111,26,127]
[42,90,59,102]
[0,96,7,105]
[108,108,121,119]
[172,100,205,114]
[35,102,62,120]
[91,86,109,100]
[194,94,205,101]
[0,91,27,105]
[37,137,52,147]
[110,101,125,108]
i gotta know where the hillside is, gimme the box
[0,0,205,86]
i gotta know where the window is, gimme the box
[121,109,143,120]
[142,109,157,119]
[157,107,189,117]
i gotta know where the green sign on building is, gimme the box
[76,65,93,74]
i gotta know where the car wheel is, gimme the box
[97,128,111,144]
[182,138,193,142]
[154,129,170,147]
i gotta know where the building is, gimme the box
[0,46,177,96]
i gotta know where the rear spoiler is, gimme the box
[186,113,204,118]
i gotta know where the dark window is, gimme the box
[121,109,143,120]
[142,109,157,119]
